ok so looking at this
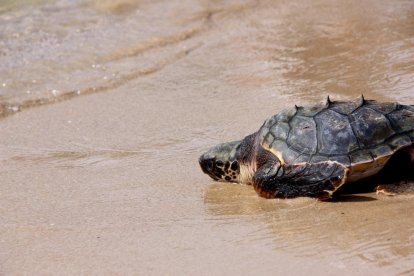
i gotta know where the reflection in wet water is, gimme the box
[204,183,414,272]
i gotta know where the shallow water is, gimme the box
[1,0,414,275]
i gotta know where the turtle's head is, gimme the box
[199,140,241,182]
[199,132,258,183]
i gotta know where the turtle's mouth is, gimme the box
[199,155,222,181]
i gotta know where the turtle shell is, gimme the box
[259,97,414,181]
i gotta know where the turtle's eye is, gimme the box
[206,160,214,170]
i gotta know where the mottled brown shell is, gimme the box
[259,97,414,181]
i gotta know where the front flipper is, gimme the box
[253,161,349,200]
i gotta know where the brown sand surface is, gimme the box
[1,0,414,275]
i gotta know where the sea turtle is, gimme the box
[199,96,414,200]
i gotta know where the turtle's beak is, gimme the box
[199,154,220,181]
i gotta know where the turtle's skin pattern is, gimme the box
[199,97,414,200]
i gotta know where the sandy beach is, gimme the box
[1,0,414,275]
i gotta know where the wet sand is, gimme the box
[1,0,414,275]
